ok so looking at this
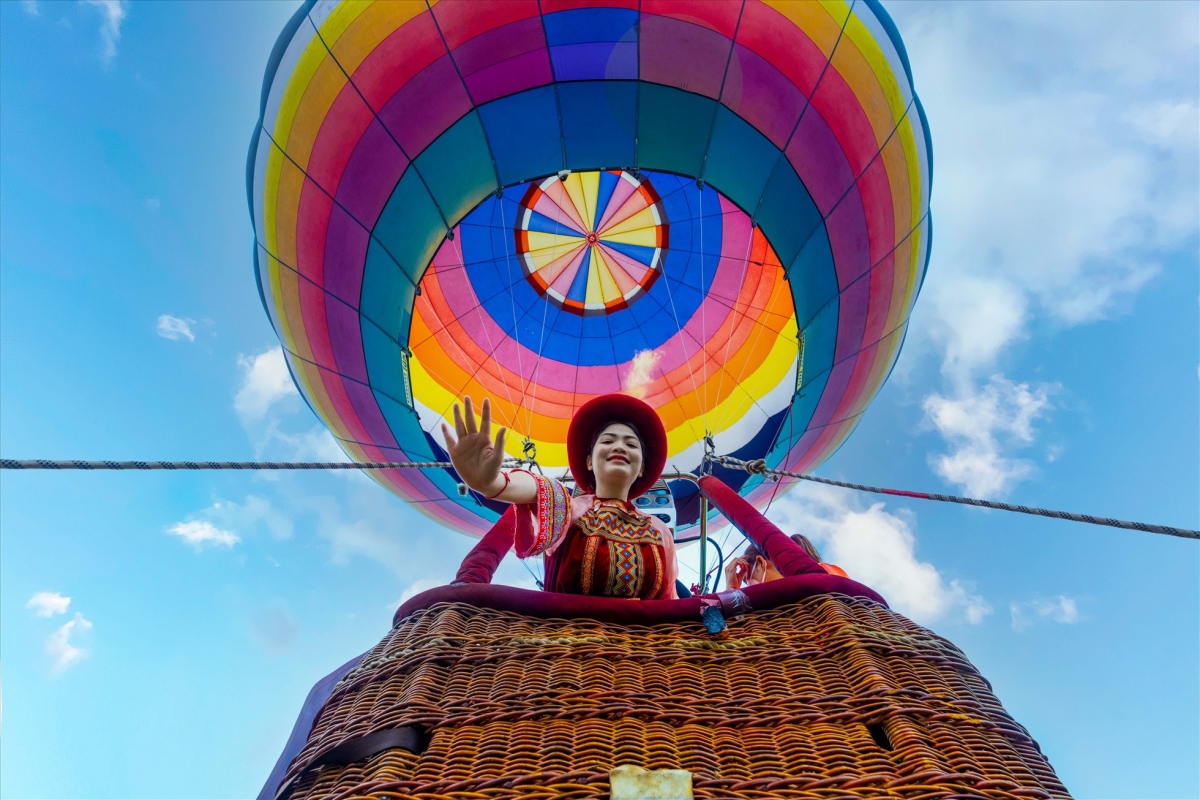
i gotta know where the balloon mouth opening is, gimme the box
[516,169,668,317]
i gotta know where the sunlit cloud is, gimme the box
[207,495,294,540]
[165,520,240,549]
[26,591,71,617]
[1011,595,1081,632]
[891,2,1199,494]
[47,613,93,675]
[233,346,351,465]
[766,484,992,626]
[235,347,298,422]
[156,314,196,342]
[923,375,1056,498]
[83,0,129,64]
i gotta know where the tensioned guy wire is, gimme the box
[2,456,1196,540]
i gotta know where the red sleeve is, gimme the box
[697,475,825,578]
[453,507,516,585]
[513,473,571,559]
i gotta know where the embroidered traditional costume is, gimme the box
[513,472,678,600]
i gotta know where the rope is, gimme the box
[713,456,1200,541]
[0,459,453,471]
[4,456,1195,541]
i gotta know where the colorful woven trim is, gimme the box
[575,500,661,544]
[517,472,570,558]
[605,540,644,599]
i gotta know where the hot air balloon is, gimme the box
[248,0,932,541]
[249,4,1080,799]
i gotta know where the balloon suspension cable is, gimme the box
[4,458,1196,541]
[711,456,1200,541]
[520,439,543,475]
[702,434,717,476]
[698,492,710,593]
[704,536,725,593]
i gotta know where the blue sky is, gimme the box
[1,2,1196,798]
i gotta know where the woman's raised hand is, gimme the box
[441,397,507,496]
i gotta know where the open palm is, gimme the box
[441,396,507,495]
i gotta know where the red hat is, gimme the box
[567,393,667,499]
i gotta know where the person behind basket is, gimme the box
[443,393,678,600]
[724,534,848,590]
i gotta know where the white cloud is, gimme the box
[20,0,38,16]
[156,314,195,342]
[923,375,1056,498]
[1010,595,1081,632]
[47,613,93,674]
[235,347,298,423]
[393,579,443,609]
[925,278,1028,385]
[321,511,408,574]
[83,0,129,64]
[765,484,991,626]
[26,591,71,617]
[890,2,1199,492]
[207,495,294,540]
[165,520,240,549]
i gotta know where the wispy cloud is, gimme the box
[47,613,93,674]
[766,484,991,625]
[165,520,240,549]
[27,591,71,617]
[923,375,1056,498]
[234,346,349,464]
[235,347,298,423]
[392,579,443,610]
[83,0,129,64]
[1011,595,1081,632]
[891,2,1199,494]
[20,0,39,16]
[156,314,195,342]
[206,495,294,540]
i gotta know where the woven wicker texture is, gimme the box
[284,595,1070,800]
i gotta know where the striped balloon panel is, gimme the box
[249,0,932,536]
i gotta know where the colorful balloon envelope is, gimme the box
[248,0,933,539]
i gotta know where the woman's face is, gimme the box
[587,423,644,495]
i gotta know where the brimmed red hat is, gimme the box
[567,393,667,499]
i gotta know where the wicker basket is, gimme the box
[282,594,1070,799]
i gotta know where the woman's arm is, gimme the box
[441,397,538,505]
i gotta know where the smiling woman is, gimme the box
[442,392,680,599]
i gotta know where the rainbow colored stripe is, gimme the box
[249,0,932,537]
